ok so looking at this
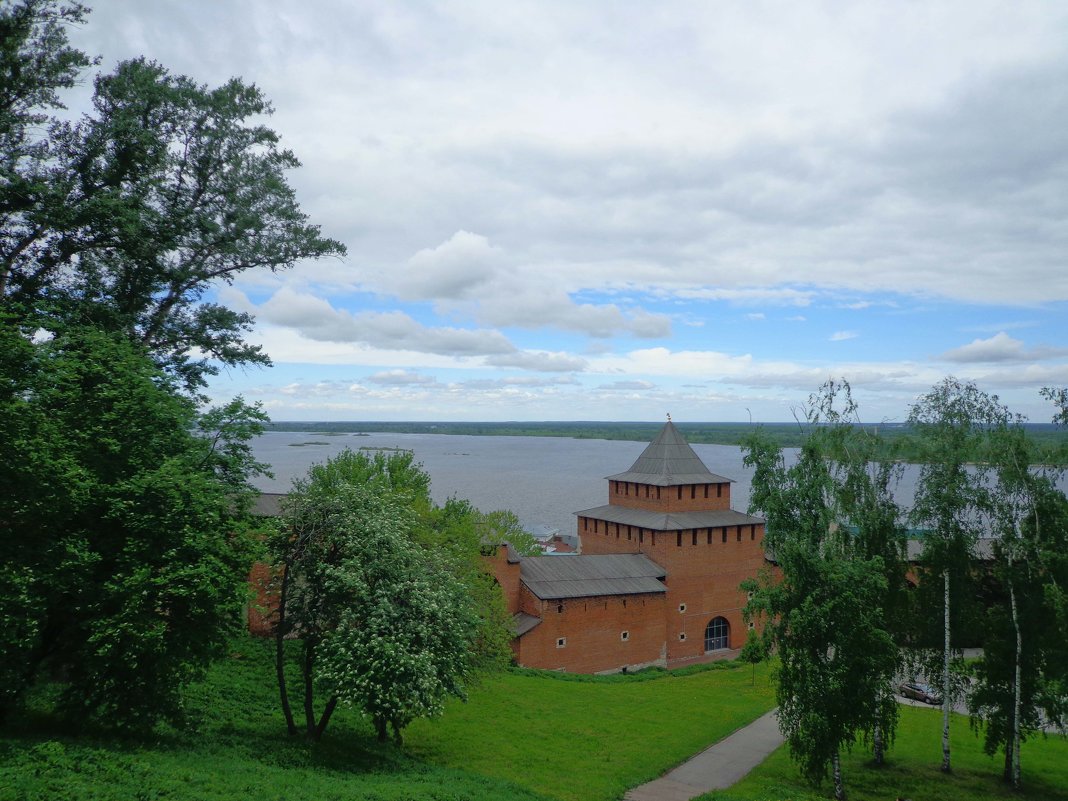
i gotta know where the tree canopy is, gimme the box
[0,326,259,728]
[0,0,340,730]
[270,449,500,743]
[743,386,901,798]
[1,1,344,393]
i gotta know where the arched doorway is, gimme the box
[704,616,730,651]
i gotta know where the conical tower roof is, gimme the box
[606,420,731,486]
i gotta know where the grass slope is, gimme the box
[700,704,1068,801]
[0,637,775,801]
[406,663,777,801]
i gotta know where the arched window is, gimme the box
[704,617,730,652]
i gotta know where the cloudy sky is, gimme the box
[69,1,1068,423]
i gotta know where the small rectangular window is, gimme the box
[557,637,566,648]
[750,525,755,540]
[625,482,629,496]
[676,532,682,547]
[691,485,696,499]
[639,530,644,544]
[621,631,629,642]
[678,603,687,613]
[692,531,697,546]
[645,485,650,497]
[707,529,712,544]
[704,485,709,498]
[677,486,683,500]
[679,632,687,641]
[717,484,723,498]
[656,487,661,500]
[737,527,742,542]
[722,528,727,543]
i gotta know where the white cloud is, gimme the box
[598,380,656,391]
[395,230,504,300]
[673,287,816,306]
[367,370,439,386]
[485,351,588,373]
[940,332,1068,363]
[64,2,1068,421]
[253,287,517,356]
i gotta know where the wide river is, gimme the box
[251,431,769,537]
[251,431,1067,539]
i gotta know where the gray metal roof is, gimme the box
[576,504,763,531]
[606,421,732,486]
[512,612,542,637]
[520,554,667,600]
[251,492,286,517]
[906,538,995,562]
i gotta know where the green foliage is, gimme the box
[272,450,486,743]
[0,327,259,729]
[477,508,542,556]
[906,378,1011,773]
[0,2,344,393]
[742,381,904,799]
[967,398,1068,785]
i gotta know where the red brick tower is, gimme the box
[576,419,766,662]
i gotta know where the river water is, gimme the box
[250,431,1065,540]
[251,431,764,538]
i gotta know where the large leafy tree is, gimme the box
[1,1,344,393]
[0,326,259,728]
[270,450,498,743]
[0,0,337,729]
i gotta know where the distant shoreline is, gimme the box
[262,420,1066,455]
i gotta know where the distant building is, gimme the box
[487,419,770,673]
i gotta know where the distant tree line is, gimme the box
[264,420,1068,464]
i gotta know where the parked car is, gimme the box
[899,681,942,705]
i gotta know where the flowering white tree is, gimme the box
[271,451,479,743]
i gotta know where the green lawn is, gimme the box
[700,704,1068,801]
[405,662,777,801]
[0,636,775,801]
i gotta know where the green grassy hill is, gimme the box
[7,636,1067,801]
[0,636,774,801]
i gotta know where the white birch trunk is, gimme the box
[942,568,952,773]
[1009,557,1022,789]
[833,750,845,801]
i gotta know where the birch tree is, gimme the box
[907,378,1005,773]
[970,392,1068,787]
[743,427,898,801]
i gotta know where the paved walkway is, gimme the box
[624,709,784,801]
